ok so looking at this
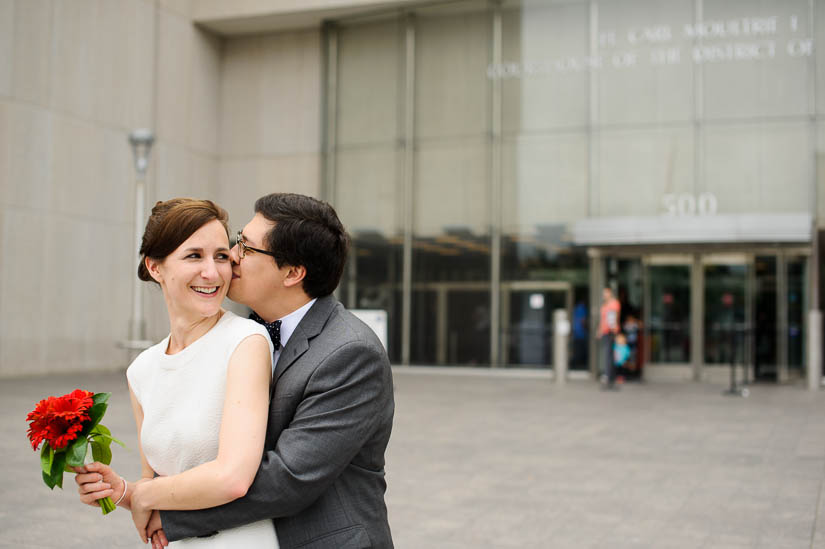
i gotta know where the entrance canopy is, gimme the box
[570,213,812,246]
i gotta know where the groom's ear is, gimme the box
[283,265,306,289]
[145,257,163,284]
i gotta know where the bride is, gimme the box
[74,198,278,548]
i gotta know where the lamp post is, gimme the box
[124,129,155,353]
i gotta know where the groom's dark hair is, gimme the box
[254,193,350,298]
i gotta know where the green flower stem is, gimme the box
[99,495,117,515]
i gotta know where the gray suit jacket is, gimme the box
[160,295,395,548]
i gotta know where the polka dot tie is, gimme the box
[250,312,282,350]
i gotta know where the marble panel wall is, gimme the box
[0,0,222,375]
[216,29,323,230]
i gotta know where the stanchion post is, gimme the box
[726,323,736,394]
[723,322,748,397]
[809,310,822,391]
[554,309,569,385]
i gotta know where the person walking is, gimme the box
[599,287,621,390]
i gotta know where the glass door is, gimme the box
[700,253,808,382]
[753,256,778,380]
[446,289,490,365]
[645,258,692,365]
[411,283,490,366]
[502,282,572,369]
[410,288,439,364]
[703,256,748,367]
[786,256,806,375]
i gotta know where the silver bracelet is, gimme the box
[114,477,128,506]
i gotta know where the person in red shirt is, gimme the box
[599,287,621,390]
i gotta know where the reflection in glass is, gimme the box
[409,238,490,365]
[335,17,403,363]
[704,264,747,365]
[328,0,818,370]
[506,290,567,368]
[501,231,586,281]
[614,259,644,319]
[340,238,402,363]
[753,257,777,378]
[571,287,590,370]
[447,290,490,365]
[410,290,437,364]
[501,240,588,368]
[411,2,491,366]
[647,265,691,363]
[787,257,806,370]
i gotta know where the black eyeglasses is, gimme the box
[235,231,277,260]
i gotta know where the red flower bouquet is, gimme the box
[26,389,123,514]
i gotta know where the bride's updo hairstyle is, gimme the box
[137,198,230,284]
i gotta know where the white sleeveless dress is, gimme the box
[127,311,279,548]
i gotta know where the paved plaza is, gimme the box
[3,368,825,548]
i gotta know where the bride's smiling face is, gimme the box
[146,219,232,319]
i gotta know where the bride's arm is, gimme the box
[119,386,159,509]
[74,384,156,510]
[130,333,272,512]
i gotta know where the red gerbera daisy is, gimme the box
[26,397,56,450]
[26,389,95,450]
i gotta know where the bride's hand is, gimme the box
[130,479,153,543]
[73,462,122,507]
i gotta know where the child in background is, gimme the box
[613,333,631,383]
[623,315,641,380]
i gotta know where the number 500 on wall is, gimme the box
[662,192,718,216]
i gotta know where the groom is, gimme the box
[167,194,394,549]
[151,193,394,548]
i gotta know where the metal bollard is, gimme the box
[808,310,822,391]
[554,309,570,385]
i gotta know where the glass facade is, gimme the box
[327,0,817,377]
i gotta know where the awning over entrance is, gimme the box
[570,213,812,246]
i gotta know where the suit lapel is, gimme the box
[274,332,309,383]
[273,295,337,382]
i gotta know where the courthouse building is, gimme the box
[2,0,824,382]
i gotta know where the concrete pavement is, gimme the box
[2,368,825,548]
